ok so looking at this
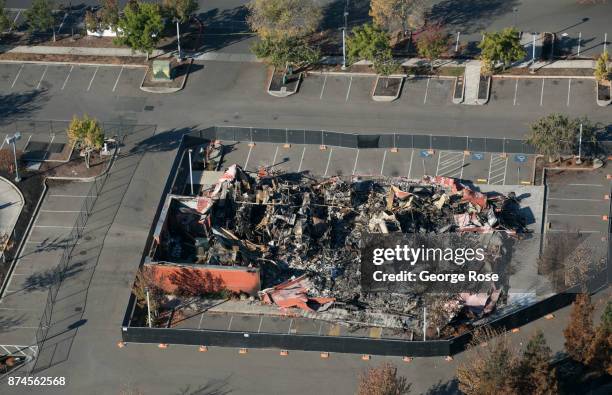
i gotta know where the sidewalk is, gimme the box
[0,44,599,69]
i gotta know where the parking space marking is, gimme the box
[48,194,92,198]
[352,149,359,175]
[568,183,602,187]
[197,313,205,329]
[380,150,387,175]
[244,145,253,169]
[39,209,80,213]
[548,229,601,233]
[61,65,74,90]
[324,148,333,177]
[272,146,279,167]
[513,79,519,106]
[547,213,602,217]
[112,66,124,92]
[319,75,327,99]
[407,149,414,178]
[547,197,602,201]
[10,64,23,89]
[33,225,83,229]
[287,318,294,334]
[424,78,430,104]
[435,151,464,178]
[36,65,48,90]
[488,154,508,185]
[298,146,306,172]
[346,76,353,102]
[566,78,571,106]
[227,316,233,330]
[540,79,545,106]
[87,66,99,91]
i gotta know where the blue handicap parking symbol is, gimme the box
[514,154,527,163]
[471,152,484,161]
[420,150,432,158]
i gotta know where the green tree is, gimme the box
[25,0,55,40]
[247,0,322,39]
[357,362,411,395]
[115,1,164,60]
[251,35,320,69]
[67,115,104,168]
[564,293,595,364]
[515,330,558,394]
[416,29,448,70]
[594,51,610,82]
[479,27,526,71]
[0,0,13,32]
[526,114,597,162]
[369,0,426,34]
[347,23,392,64]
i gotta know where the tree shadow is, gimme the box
[173,376,233,395]
[21,260,87,293]
[428,0,520,34]
[424,379,460,395]
[320,0,372,30]
[128,126,200,154]
[0,313,26,333]
[0,89,48,124]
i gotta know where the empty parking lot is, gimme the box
[219,140,536,185]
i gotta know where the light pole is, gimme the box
[145,286,152,328]
[175,19,182,60]
[188,148,194,195]
[341,0,349,70]
[5,132,21,183]
[576,123,583,164]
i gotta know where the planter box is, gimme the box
[452,75,465,104]
[476,75,491,105]
[372,76,403,102]
[596,80,611,107]
[267,69,301,98]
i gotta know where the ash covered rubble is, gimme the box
[185,163,530,330]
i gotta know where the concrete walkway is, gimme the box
[463,60,482,105]
[0,45,601,69]
[0,177,24,259]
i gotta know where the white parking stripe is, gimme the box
[539,79,544,106]
[271,145,279,166]
[548,229,601,233]
[61,65,74,90]
[49,194,93,198]
[244,145,253,169]
[380,150,387,175]
[352,149,359,175]
[547,197,602,201]
[87,66,99,91]
[112,66,124,92]
[547,214,602,217]
[345,76,353,102]
[567,183,603,187]
[10,64,23,89]
[324,148,333,176]
[33,225,84,229]
[566,78,571,106]
[39,210,81,213]
[36,65,48,89]
[298,146,306,172]
[407,149,414,179]
[319,75,327,99]
[513,79,519,106]
[424,77,430,104]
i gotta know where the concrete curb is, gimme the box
[595,81,612,107]
[267,68,302,97]
[307,70,456,80]
[452,76,464,104]
[371,76,403,102]
[0,181,47,300]
[140,59,193,94]
[493,74,595,79]
[0,59,147,68]
[0,176,25,261]
[46,145,118,183]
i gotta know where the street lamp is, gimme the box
[175,18,182,60]
[5,132,21,183]
[341,0,349,70]
[145,286,152,328]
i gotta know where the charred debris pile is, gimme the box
[158,164,531,329]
